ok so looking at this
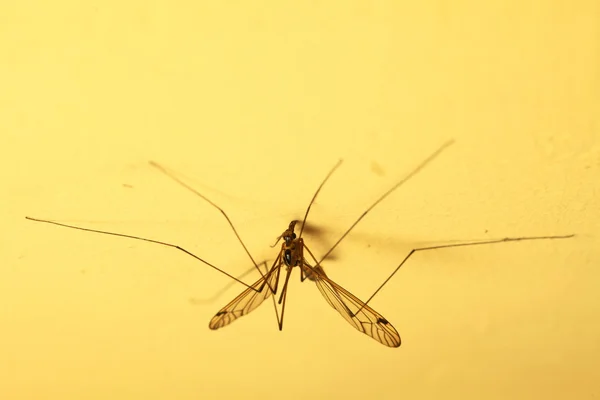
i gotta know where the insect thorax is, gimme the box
[283,237,304,267]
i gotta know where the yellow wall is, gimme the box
[1,1,598,399]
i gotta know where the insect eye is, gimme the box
[292,233,297,239]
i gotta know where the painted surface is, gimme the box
[1,2,598,399]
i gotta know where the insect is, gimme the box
[26,141,574,347]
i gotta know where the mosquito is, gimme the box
[26,140,574,348]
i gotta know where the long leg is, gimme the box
[191,260,271,304]
[276,266,295,330]
[149,161,265,279]
[297,159,343,239]
[356,234,575,314]
[25,216,269,293]
[318,140,455,264]
[268,159,343,248]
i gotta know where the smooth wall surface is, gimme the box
[1,2,598,399]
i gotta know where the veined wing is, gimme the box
[209,257,281,330]
[304,263,401,347]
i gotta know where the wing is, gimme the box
[305,263,401,347]
[209,260,281,330]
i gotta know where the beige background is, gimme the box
[1,1,598,399]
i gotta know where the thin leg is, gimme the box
[149,161,265,279]
[25,216,265,292]
[318,140,455,264]
[297,159,343,239]
[192,260,271,304]
[276,266,295,330]
[355,234,575,315]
